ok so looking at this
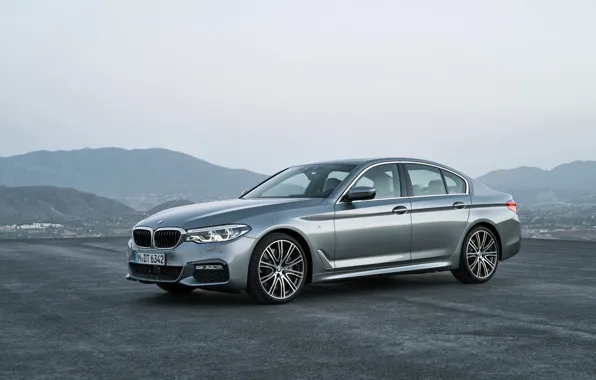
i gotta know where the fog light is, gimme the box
[195,264,224,270]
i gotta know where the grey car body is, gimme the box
[126,157,521,304]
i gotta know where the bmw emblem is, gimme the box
[157,220,163,225]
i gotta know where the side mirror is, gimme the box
[343,186,376,202]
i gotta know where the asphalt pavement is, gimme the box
[1,237,595,380]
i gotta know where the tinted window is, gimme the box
[351,163,400,199]
[442,170,466,194]
[405,164,446,196]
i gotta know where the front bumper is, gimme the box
[125,236,257,291]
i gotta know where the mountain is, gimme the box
[0,148,268,209]
[146,199,196,215]
[477,160,596,206]
[477,160,596,191]
[0,185,139,225]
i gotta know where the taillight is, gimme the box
[506,200,517,213]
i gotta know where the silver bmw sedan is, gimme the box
[126,157,521,304]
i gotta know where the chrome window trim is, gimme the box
[335,160,470,204]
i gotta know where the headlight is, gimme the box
[186,224,251,243]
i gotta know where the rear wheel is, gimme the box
[246,233,308,304]
[156,282,195,294]
[451,226,500,284]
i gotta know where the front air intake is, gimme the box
[193,263,230,283]
[129,263,183,281]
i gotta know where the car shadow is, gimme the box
[131,272,488,308]
[301,273,462,299]
[133,289,256,307]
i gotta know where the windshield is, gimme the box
[241,164,358,199]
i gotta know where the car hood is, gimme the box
[136,198,323,230]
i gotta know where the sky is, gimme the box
[1,0,595,177]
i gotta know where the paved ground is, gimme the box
[1,238,595,380]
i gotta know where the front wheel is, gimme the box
[156,282,195,294]
[246,233,308,304]
[451,226,500,284]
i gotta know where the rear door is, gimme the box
[402,163,471,262]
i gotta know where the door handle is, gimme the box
[453,202,466,210]
[392,206,409,215]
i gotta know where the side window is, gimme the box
[405,164,446,196]
[442,170,466,194]
[352,163,400,199]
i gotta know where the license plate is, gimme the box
[135,252,166,266]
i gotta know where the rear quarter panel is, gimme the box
[467,180,521,261]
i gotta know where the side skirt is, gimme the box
[312,260,453,283]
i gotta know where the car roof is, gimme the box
[300,157,470,178]
[304,157,442,167]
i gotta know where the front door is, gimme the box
[333,163,412,269]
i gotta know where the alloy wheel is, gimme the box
[258,239,305,300]
[466,230,498,279]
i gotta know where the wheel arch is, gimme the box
[464,221,504,261]
[256,227,314,284]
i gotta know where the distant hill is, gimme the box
[0,185,139,225]
[477,160,596,191]
[477,160,596,206]
[0,148,268,209]
[146,199,195,215]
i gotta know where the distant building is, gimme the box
[17,222,64,230]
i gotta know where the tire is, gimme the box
[451,226,500,284]
[246,233,308,304]
[156,282,196,294]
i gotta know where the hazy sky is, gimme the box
[1,0,595,176]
